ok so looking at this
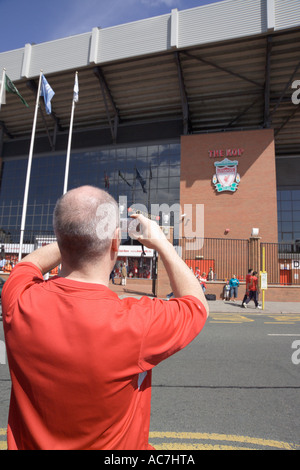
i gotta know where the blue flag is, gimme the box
[41,74,55,114]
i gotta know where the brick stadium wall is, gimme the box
[156,130,300,302]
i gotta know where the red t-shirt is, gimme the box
[245,274,252,292]
[2,262,207,450]
[249,275,258,291]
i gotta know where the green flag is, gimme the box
[5,74,29,107]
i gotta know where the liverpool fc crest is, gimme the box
[212,158,240,193]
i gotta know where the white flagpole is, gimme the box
[63,71,78,194]
[0,68,6,111]
[18,70,43,262]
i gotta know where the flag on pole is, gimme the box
[119,170,132,187]
[73,73,79,103]
[136,168,147,193]
[41,74,55,114]
[0,71,29,109]
[104,172,109,189]
[5,74,29,107]
[18,71,43,261]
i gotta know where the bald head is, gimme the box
[53,186,119,268]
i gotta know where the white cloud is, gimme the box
[47,0,188,43]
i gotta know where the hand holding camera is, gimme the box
[128,213,169,252]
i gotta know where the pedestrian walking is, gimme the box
[110,268,115,284]
[121,262,127,286]
[242,268,253,307]
[244,271,262,309]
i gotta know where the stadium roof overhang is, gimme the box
[0,0,300,157]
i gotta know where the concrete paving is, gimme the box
[203,299,300,314]
[116,292,300,314]
[117,296,300,315]
[109,281,300,314]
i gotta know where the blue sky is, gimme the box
[0,0,225,53]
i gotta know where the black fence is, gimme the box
[179,238,300,286]
[261,242,300,286]
[178,237,249,282]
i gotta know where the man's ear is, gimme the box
[111,228,121,253]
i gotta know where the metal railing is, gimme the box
[178,237,249,281]
[261,242,300,285]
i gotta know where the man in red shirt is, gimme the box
[242,268,253,307]
[244,271,262,309]
[2,186,208,450]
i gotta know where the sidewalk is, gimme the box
[111,283,300,314]
[116,296,300,314]
[203,299,300,314]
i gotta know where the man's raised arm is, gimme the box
[19,242,61,275]
[130,214,209,316]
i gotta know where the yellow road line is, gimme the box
[0,432,296,451]
[0,427,297,450]
[0,429,7,451]
[153,443,254,450]
[149,432,296,450]
[209,321,243,324]
[209,315,253,322]
[268,316,300,322]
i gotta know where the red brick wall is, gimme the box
[155,130,299,303]
[180,129,278,242]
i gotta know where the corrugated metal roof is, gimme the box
[178,0,267,48]
[275,0,300,30]
[0,0,299,156]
